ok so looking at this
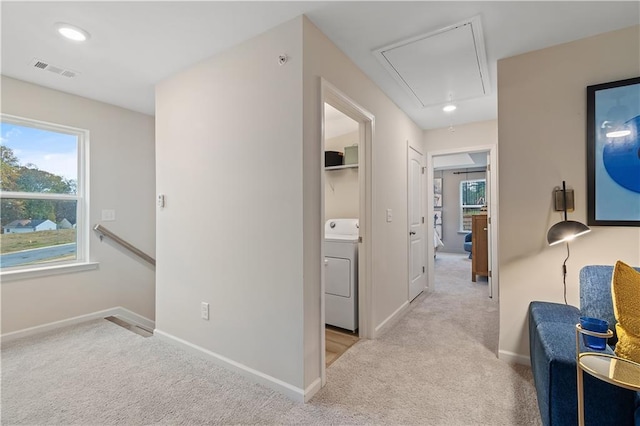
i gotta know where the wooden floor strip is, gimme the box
[326,327,358,367]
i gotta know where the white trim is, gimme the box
[374,301,410,336]
[498,350,530,366]
[154,329,306,402]
[1,261,99,282]
[0,191,78,200]
[1,306,154,342]
[426,144,499,301]
[304,377,322,402]
[0,113,90,270]
[78,126,90,267]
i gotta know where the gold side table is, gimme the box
[575,324,640,426]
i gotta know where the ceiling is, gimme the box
[325,103,358,139]
[2,2,638,130]
[433,152,487,171]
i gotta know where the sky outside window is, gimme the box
[1,122,78,182]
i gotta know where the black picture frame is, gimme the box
[586,76,640,226]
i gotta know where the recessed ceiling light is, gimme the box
[55,23,90,42]
[443,104,457,112]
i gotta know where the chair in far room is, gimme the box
[463,232,472,258]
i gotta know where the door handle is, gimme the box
[409,231,416,235]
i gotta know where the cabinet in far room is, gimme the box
[472,214,489,282]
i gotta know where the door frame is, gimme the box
[320,79,374,386]
[407,143,427,301]
[426,144,499,300]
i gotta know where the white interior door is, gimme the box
[408,146,426,301]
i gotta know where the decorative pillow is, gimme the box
[612,260,640,362]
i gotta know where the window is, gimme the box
[1,114,88,272]
[460,179,486,232]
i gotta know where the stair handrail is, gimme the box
[93,224,156,266]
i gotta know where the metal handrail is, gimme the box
[93,224,156,266]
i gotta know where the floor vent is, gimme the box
[105,316,153,338]
[30,58,80,78]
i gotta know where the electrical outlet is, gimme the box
[386,209,393,222]
[201,302,209,320]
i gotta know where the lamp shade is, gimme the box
[547,220,591,246]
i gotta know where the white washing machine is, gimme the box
[324,218,358,331]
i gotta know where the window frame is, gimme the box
[459,178,486,232]
[0,114,92,277]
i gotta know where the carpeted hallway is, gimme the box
[1,252,541,425]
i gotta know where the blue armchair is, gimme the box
[463,232,472,258]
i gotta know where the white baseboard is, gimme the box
[1,307,155,343]
[304,377,322,402]
[154,329,307,402]
[498,350,531,366]
[374,301,410,337]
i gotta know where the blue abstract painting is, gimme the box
[588,78,640,225]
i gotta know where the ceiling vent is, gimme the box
[30,58,80,78]
[373,16,490,108]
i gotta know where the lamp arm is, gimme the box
[562,180,568,221]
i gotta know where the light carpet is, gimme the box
[1,252,540,425]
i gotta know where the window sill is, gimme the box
[1,262,99,283]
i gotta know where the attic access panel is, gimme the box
[374,16,490,108]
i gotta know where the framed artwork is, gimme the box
[434,224,442,240]
[434,210,443,241]
[434,210,443,225]
[587,76,640,226]
[434,177,443,208]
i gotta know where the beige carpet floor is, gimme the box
[1,252,541,425]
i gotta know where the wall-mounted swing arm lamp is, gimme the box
[547,181,591,304]
[547,181,591,245]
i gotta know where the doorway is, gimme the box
[323,103,360,366]
[320,81,374,386]
[426,146,498,300]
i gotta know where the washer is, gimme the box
[324,218,358,331]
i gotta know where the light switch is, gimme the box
[386,209,393,222]
[101,209,116,221]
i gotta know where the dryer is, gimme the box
[324,218,358,331]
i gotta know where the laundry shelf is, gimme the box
[325,164,358,171]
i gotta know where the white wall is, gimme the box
[156,14,430,397]
[1,76,156,333]
[302,17,425,390]
[325,131,359,220]
[497,25,640,362]
[425,120,497,153]
[155,19,305,391]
